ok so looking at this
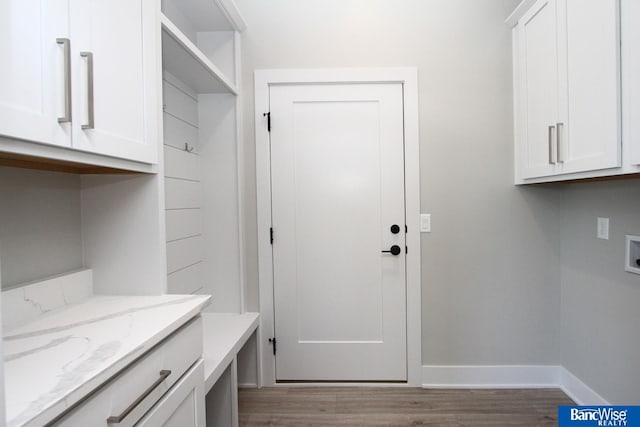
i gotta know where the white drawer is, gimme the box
[51,316,203,427]
[136,360,205,427]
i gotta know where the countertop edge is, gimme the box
[9,295,210,427]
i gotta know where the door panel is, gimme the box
[519,0,559,178]
[69,0,157,163]
[0,0,70,147]
[270,83,406,381]
[622,0,640,166]
[558,0,621,173]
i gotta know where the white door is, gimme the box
[556,0,621,174]
[69,0,157,163]
[0,0,71,147]
[518,0,559,179]
[270,83,407,381]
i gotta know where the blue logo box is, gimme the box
[559,406,640,427]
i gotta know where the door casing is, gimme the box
[254,68,421,386]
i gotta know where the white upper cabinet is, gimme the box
[517,0,559,179]
[68,0,158,164]
[509,0,621,182]
[0,0,158,167]
[557,0,620,174]
[623,0,640,167]
[0,0,71,148]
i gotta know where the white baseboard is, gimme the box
[238,382,258,389]
[422,365,561,388]
[422,365,610,405]
[559,367,609,405]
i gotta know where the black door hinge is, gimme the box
[270,227,274,244]
[263,112,271,132]
[268,337,277,355]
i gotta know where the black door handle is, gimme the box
[381,245,402,256]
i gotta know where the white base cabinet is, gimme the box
[52,318,204,427]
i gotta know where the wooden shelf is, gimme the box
[161,14,239,95]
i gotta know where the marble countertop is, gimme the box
[3,293,210,427]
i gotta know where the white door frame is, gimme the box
[254,68,421,386]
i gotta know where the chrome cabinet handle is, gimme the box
[556,122,564,163]
[80,51,94,130]
[56,38,72,123]
[548,125,556,165]
[106,370,171,424]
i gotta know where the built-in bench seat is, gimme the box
[201,312,260,426]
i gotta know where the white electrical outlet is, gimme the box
[597,217,609,240]
[420,214,431,233]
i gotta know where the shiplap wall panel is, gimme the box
[166,208,202,242]
[163,72,204,295]
[167,261,204,294]
[165,145,201,181]
[163,113,199,152]
[164,71,198,99]
[163,80,198,126]
[165,178,201,209]
[166,235,204,274]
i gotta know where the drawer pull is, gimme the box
[106,369,171,424]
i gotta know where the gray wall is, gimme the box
[560,180,640,404]
[0,167,83,288]
[237,0,563,364]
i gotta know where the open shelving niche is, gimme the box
[160,0,246,309]
[159,0,258,421]
[161,16,238,95]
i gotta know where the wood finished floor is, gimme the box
[239,387,574,426]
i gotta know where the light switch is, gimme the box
[420,214,431,233]
[597,217,609,240]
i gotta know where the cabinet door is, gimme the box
[0,0,71,147]
[518,0,559,179]
[622,0,640,166]
[557,0,621,173]
[137,360,206,427]
[69,0,158,164]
